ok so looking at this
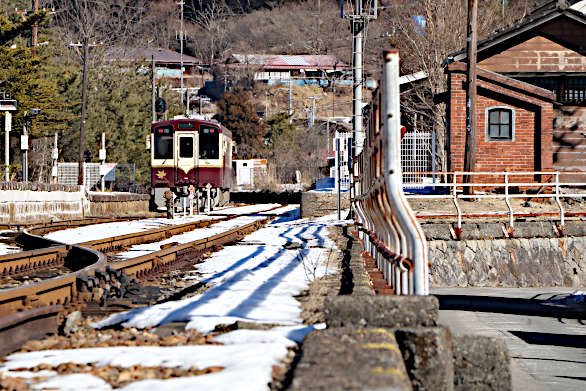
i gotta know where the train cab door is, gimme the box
[174,133,198,186]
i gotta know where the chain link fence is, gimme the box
[57,163,136,192]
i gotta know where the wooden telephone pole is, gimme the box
[31,0,38,56]
[464,0,478,194]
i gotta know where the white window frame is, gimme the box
[485,106,515,142]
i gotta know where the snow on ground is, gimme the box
[44,216,214,245]
[93,212,344,331]
[43,204,281,245]
[0,242,20,255]
[3,211,351,390]
[208,203,281,216]
[115,215,266,259]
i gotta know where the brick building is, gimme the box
[446,63,556,175]
[445,0,586,178]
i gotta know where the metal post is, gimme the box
[352,0,364,155]
[186,88,190,117]
[382,49,428,295]
[265,90,269,119]
[309,96,320,128]
[100,132,105,192]
[337,141,341,220]
[151,55,156,123]
[52,132,58,183]
[431,129,436,183]
[195,189,199,214]
[179,0,184,112]
[326,119,330,161]
[31,0,39,56]
[4,111,11,182]
[22,113,28,182]
[464,0,478,194]
[78,39,89,186]
[288,78,293,124]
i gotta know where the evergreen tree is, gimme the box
[216,90,266,158]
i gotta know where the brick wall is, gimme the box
[447,62,555,184]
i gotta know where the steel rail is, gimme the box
[0,214,272,316]
[0,206,277,356]
[0,218,226,278]
[0,231,106,315]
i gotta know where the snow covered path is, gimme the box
[2,211,350,391]
[44,204,282,245]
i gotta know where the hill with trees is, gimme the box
[0,0,547,188]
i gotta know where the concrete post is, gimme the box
[4,111,11,182]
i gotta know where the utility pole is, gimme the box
[178,0,185,112]
[352,0,365,155]
[31,0,38,56]
[265,90,269,119]
[464,0,478,194]
[313,0,321,54]
[186,88,190,117]
[309,96,321,129]
[288,78,293,124]
[78,39,88,186]
[70,40,102,186]
[151,55,156,123]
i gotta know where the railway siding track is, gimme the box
[0,212,272,355]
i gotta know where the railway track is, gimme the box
[0,204,283,355]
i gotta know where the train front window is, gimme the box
[154,126,173,159]
[199,125,219,159]
[179,136,194,158]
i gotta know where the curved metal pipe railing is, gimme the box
[352,49,429,295]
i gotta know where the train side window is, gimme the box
[179,136,194,158]
[199,125,219,159]
[154,126,173,159]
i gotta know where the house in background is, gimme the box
[105,47,208,89]
[227,54,352,86]
[445,0,586,180]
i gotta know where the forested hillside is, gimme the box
[0,0,543,189]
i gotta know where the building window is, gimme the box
[487,108,513,140]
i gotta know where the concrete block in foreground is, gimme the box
[324,296,439,328]
[290,327,412,390]
[453,335,511,391]
[395,327,454,391]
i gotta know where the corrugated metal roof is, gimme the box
[281,55,310,66]
[231,54,348,69]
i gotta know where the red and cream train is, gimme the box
[149,118,233,210]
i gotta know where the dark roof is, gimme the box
[105,47,199,65]
[446,0,586,64]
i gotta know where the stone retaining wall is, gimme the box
[0,183,87,224]
[87,192,149,217]
[422,220,586,288]
[0,184,151,224]
[300,191,350,218]
[430,236,586,288]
